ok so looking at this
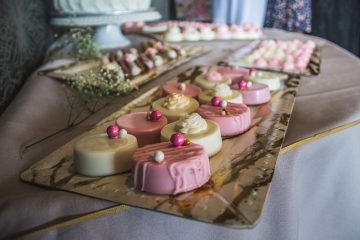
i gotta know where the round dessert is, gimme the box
[160,113,222,157]
[194,71,232,90]
[217,66,249,83]
[197,101,251,137]
[198,83,243,104]
[199,26,215,40]
[163,82,202,98]
[183,27,200,41]
[132,140,210,195]
[244,69,282,91]
[215,24,231,40]
[74,126,138,177]
[165,27,183,42]
[231,80,271,105]
[116,111,168,147]
[152,93,199,123]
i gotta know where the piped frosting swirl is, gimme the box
[210,83,232,97]
[175,113,207,134]
[163,93,190,110]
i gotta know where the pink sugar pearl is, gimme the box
[211,96,221,106]
[150,110,162,121]
[170,133,185,147]
[106,124,120,138]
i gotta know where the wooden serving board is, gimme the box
[21,66,299,228]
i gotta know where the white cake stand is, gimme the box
[51,9,161,49]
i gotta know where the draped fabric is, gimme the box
[0,0,52,114]
[212,0,268,26]
[264,0,312,32]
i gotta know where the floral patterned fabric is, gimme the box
[265,0,312,33]
[175,0,212,21]
[0,0,52,114]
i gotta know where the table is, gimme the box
[0,29,359,240]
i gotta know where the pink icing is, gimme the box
[231,82,271,105]
[163,82,202,98]
[197,103,251,137]
[116,112,167,147]
[132,142,210,195]
[217,66,249,83]
[204,71,223,81]
[255,58,268,67]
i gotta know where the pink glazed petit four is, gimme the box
[217,66,249,83]
[198,101,251,137]
[132,139,211,195]
[231,80,271,105]
[116,111,168,147]
[163,82,202,98]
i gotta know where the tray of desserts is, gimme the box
[21,65,299,228]
[45,39,211,90]
[220,39,321,76]
[123,21,263,42]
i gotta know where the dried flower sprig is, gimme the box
[65,65,135,97]
[70,28,101,61]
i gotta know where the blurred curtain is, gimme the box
[212,0,268,26]
[264,0,312,32]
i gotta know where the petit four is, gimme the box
[215,24,231,40]
[194,71,232,90]
[217,66,249,83]
[74,125,138,176]
[231,79,271,105]
[198,100,251,137]
[231,23,262,40]
[152,93,199,123]
[244,69,282,91]
[183,27,201,41]
[145,48,164,67]
[132,138,210,195]
[165,27,183,42]
[241,39,315,72]
[199,25,215,40]
[160,113,222,157]
[198,83,243,104]
[116,111,168,147]
[163,82,202,98]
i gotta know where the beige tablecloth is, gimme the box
[0,29,359,239]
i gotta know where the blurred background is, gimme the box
[0,0,359,113]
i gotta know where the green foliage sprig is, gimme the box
[70,28,101,61]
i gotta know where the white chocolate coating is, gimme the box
[74,133,138,176]
[161,119,222,157]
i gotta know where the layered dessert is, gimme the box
[197,100,251,137]
[152,93,199,123]
[132,138,210,195]
[198,83,243,104]
[74,125,138,176]
[116,111,168,147]
[161,113,222,157]
[231,80,271,105]
[163,82,202,98]
[194,71,232,90]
